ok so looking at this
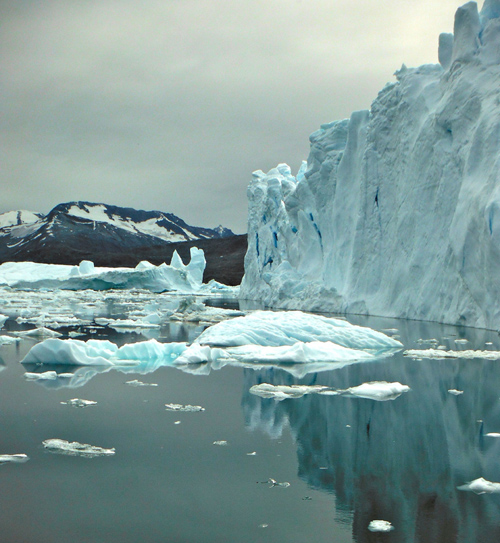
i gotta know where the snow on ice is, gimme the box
[42,439,115,457]
[0,247,207,293]
[239,1,500,330]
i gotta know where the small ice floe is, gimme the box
[213,440,228,446]
[249,383,331,401]
[174,421,181,425]
[95,316,160,330]
[259,524,269,529]
[368,520,394,532]
[165,403,205,412]
[60,398,97,408]
[247,451,257,456]
[0,314,8,328]
[382,328,399,334]
[126,380,158,387]
[14,327,62,339]
[404,349,500,360]
[486,433,500,437]
[457,477,500,494]
[0,454,29,464]
[448,389,464,395]
[455,338,469,345]
[267,478,290,488]
[0,335,20,345]
[42,439,115,457]
[250,381,409,402]
[24,371,58,381]
[344,381,410,401]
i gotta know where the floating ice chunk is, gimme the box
[42,439,115,457]
[405,349,500,360]
[247,451,257,456]
[60,398,97,408]
[95,316,160,329]
[0,335,20,345]
[486,433,500,437]
[0,454,29,464]
[0,314,7,328]
[126,380,158,387]
[14,327,62,339]
[345,381,410,401]
[0,248,206,293]
[24,371,58,380]
[455,338,469,345]
[195,311,402,351]
[458,477,500,494]
[448,389,464,395]
[22,338,118,366]
[368,520,394,532]
[250,383,331,401]
[267,478,290,488]
[213,440,228,446]
[165,403,205,412]
[175,344,215,364]
[21,338,188,367]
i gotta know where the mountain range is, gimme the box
[0,202,246,285]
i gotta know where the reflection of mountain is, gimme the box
[241,320,500,542]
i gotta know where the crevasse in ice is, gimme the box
[240,1,500,330]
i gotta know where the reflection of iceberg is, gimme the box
[0,247,206,293]
[241,347,500,541]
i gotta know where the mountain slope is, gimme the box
[0,201,246,285]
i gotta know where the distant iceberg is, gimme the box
[240,1,500,330]
[0,247,206,293]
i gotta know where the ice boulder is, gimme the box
[0,247,206,293]
[239,2,500,331]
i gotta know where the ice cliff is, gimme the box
[240,1,500,330]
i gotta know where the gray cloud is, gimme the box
[1,0,467,232]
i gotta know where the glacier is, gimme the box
[0,247,206,293]
[240,0,500,330]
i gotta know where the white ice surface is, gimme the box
[239,2,500,330]
[368,520,394,533]
[405,349,500,359]
[0,314,7,328]
[249,381,410,402]
[194,310,402,351]
[0,454,29,464]
[457,477,500,494]
[21,338,188,367]
[0,247,206,293]
[42,439,115,457]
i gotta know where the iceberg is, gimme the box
[0,247,206,293]
[193,310,402,351]
[21,338,188,367]
[240,1,500,330]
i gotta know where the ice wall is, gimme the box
[240,1,500,330]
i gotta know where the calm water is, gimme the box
[1,296,500,542]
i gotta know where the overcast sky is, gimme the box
[1,0,470,233]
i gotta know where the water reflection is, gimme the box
[241,319,500,542]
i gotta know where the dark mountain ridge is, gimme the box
[0,202,246,285]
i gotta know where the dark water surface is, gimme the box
[1,303,500,542]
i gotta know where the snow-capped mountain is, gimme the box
[240,1,500,330]
[0,201,235,268]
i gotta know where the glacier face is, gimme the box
[240,0,500,330]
